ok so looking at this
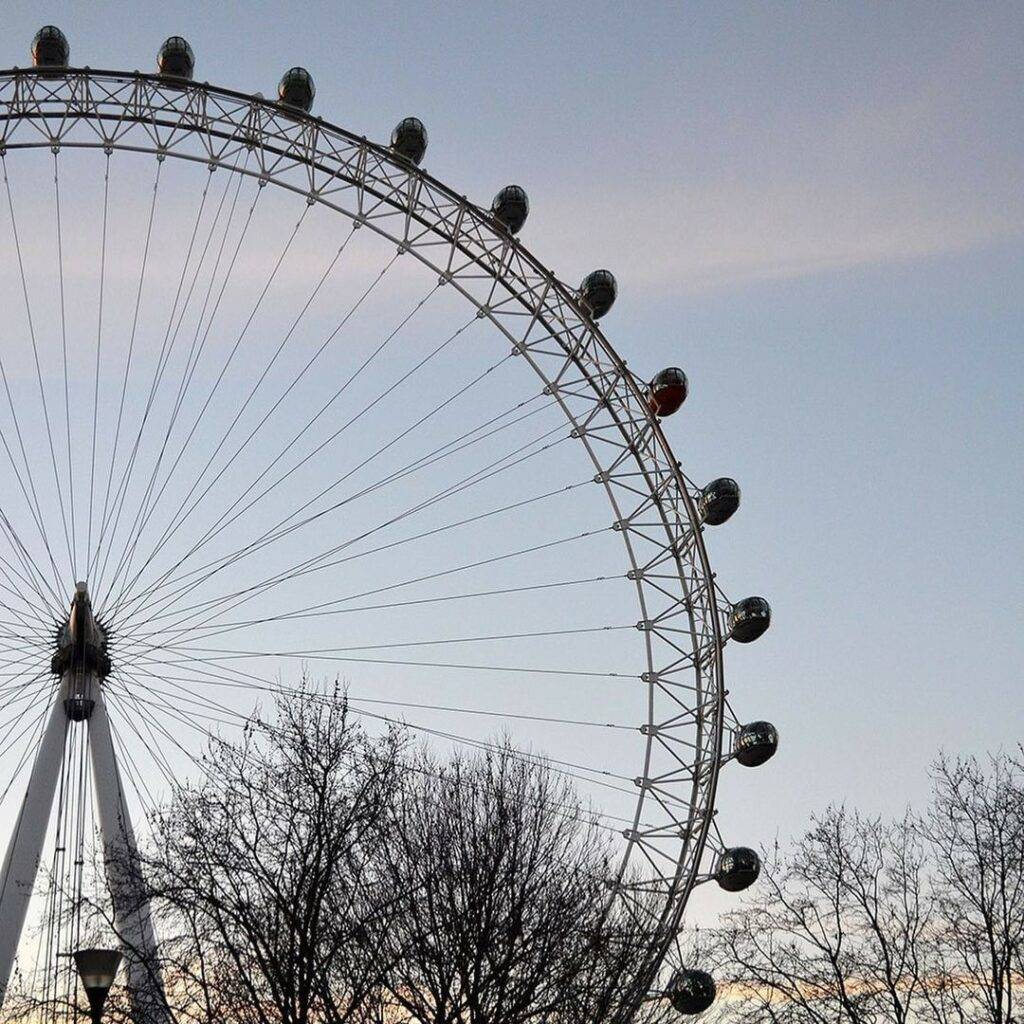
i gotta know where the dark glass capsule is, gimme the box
[699,477,740,526]
[391,117,428,166]
[717,846,761,892]
[728,596,771,643]
[579,269,617,319]
[491,185,529,234]
[32,25,69,68]
[667,969,716,1015]
[648,367,688,417]
[735,720,778,767]
[278,67,315,112]
[158,36,195,79]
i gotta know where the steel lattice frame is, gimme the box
[0,67,748,1015]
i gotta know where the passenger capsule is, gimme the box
[158,36,195,79]
[31,25,69,68]
[391,117,428,166]
[278,67,316,112]
[648,367,688,417]
[728,596,771,643]
[579,269,617,320]
[491,185,529,234]
[717,846,761,892]
[699,477,740,526]
[735,720,778,767]
[667,970,716,1015]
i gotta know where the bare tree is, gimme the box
[82,691,657,1024]
[702,751,1024,1024]
[920,750,1024,1024]
[700,806,938,1024]
[115,686,405,1024]
[374,743,644,1024]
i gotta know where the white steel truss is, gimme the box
[0,66,758,1017]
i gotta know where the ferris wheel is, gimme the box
[0,26,778,1024]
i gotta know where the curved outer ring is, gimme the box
[0,67,729,1015]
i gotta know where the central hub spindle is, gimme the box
[51,582,111,721]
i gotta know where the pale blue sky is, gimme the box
[0,0,1020,922]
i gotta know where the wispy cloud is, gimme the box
[532,49,1022,293]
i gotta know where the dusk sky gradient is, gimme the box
[1,0,1021,919]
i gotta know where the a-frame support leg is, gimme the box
[88,682,171,1024]
[0,649,171,1022]
[0,681,68,1007]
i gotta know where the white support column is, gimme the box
[88,682,172,1024]
[0,584,169,1020]
[0,682,68,1008]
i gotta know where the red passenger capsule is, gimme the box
[648,367,688,417]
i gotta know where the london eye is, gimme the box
[0,27,777,1022]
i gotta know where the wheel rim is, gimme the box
[0,65,750,1019]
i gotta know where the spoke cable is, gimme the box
[112,246,410,609]
[2,154,76,578]
[53,152,76,576]
[111,405,567,640]
[101,182,305,605]
[88,158,165,590]
[86,153,111,577]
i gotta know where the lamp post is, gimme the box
[73,948,122,1024]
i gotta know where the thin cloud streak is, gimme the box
[539,182,1019,294]
[532,61,1022,294]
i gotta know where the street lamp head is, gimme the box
[74,948,121,1024]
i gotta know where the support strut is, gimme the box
[89,684,169,1023]
[0,583,171,1022]
[0,681,69,1006]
